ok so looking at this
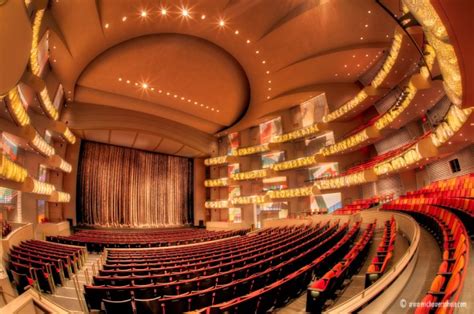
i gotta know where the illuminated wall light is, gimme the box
[267,186,315,199]
[431,105,472,147]
[0,155,28,183]
[205,200,229,209]
[23,177,55,195]
[7,87,31,126]
[231,194,269,205]
[39,88,59,120]
[23,126,55,157]
[30,9,45,76]
[271,156,317,171]
[271,124,320,143]
[204,155,231,166]
[231,169,268,181]
[204,177,229,187]
[62,126,76,144]
[49,191,71,203]
[49,155,72,173]
[232,143,270,156]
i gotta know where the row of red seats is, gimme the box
[85,223,347,313]
[95,226,322,285]
[383,195,469,313]
[203,223,361,314]
[332,194,394,215]
[104,226,308,267]
[406,173,474,198]
[365,217,396,287]
[48,228,247,252]
[7,240,85,295]
[306,221,375,312]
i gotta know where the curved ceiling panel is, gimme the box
[77,34,250,130]
[0,0,32,94]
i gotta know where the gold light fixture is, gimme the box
[271,124,321,143]
[22,126,55,157]
[231,169,268,181]
[204,200,229,208]
[204,177,229,187]
[0,155,28,183]
[48,155,72,173]
[7,87,30,126]
[23,177,55,195]
[49,191,71,203]
[271,156,317,171]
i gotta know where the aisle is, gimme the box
[44,253,102,314]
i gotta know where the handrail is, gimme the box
[325,210,420,313]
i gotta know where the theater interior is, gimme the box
[0,0,473,313]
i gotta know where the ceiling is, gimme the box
[49,0,403,157]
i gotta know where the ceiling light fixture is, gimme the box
[219,19,225,27]
[104,23,109,28]
[201,14,206,20]
[140,10,148,17]
[182,9,189,17]
[246,39,251,44]
[161,8,167,15]
[122,16,127,22]
[235,30,239,35]
[142,83,148,89]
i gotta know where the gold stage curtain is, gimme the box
[77,141,193,227]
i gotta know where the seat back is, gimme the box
[135,296,162,314]
[103,298,134,314]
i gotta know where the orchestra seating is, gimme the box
[82,222,363,313]
[333,195,393,215]
[382,174,471,314]
[306,222,375,312]
[7,240,86,295]
[47,228,247,252]
[365,218,396,287]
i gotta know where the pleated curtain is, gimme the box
[77,141,193,227]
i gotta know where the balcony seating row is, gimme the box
[333,194,393,215]
[383,175,470,314]
[7,240,85,295]
[47,228,247,251]
[85,222,347,313]
[365,218,396,287]
[306,222,375,312]
[2,220,12,237]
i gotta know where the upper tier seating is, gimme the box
[7,240,86,295]
[306,222,375,312]
[2,220,12,237]
[382,174,471,314]
[47,228,247,252]
[83,222,356,313]
[365,218,396,287]
[333,195,393,215]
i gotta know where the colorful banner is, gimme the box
[310,193,342,213]
[227,132,240,155]
[38,165,48,182]
[228,186,241,199]
[263,176,287,191]
[261,151,285,168]
[300,94,328,127]
[0,188,16,204]
[228,208,242,223]
[53,84,64,109]
[227,163,240,177]
[259,117,282,144]
[308,163,339,181]
[37,31,49,76]
[2,134,18,161]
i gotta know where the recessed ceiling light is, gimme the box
[201,14,206,20]
[352,55,355,58]
[194,101,198,104]
[266,96,270,99]
[53,59,57,62]
[161,9,167,15]
[159,90,162,93]
[365,24,368,27]
[344,64,347,68]
[187,99,191,103]
[151,87,155,91]
[134,82,138,86]
[142,83,148,89]
[118,78,122,81]
[211,108,215,111]
[268,80,272,83]
[360,36,364,40]
[266,70,270,74]
[216,110,220,113]
[104,23,109,28]
[126,80,130,84]
[122,16,127,22]
[181,96,185,100]
[166,92,170,95]
[368,10,371,14]
[200,104,204,107]
[262,60,266,64]
[246,39,251,44]
[140,10,148,17]
[255,50,260,54]
[174,94,178,98]
[365,54,368,57]
[219,19,225,27]
[53,46,56,49]
[182,9,189,17]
